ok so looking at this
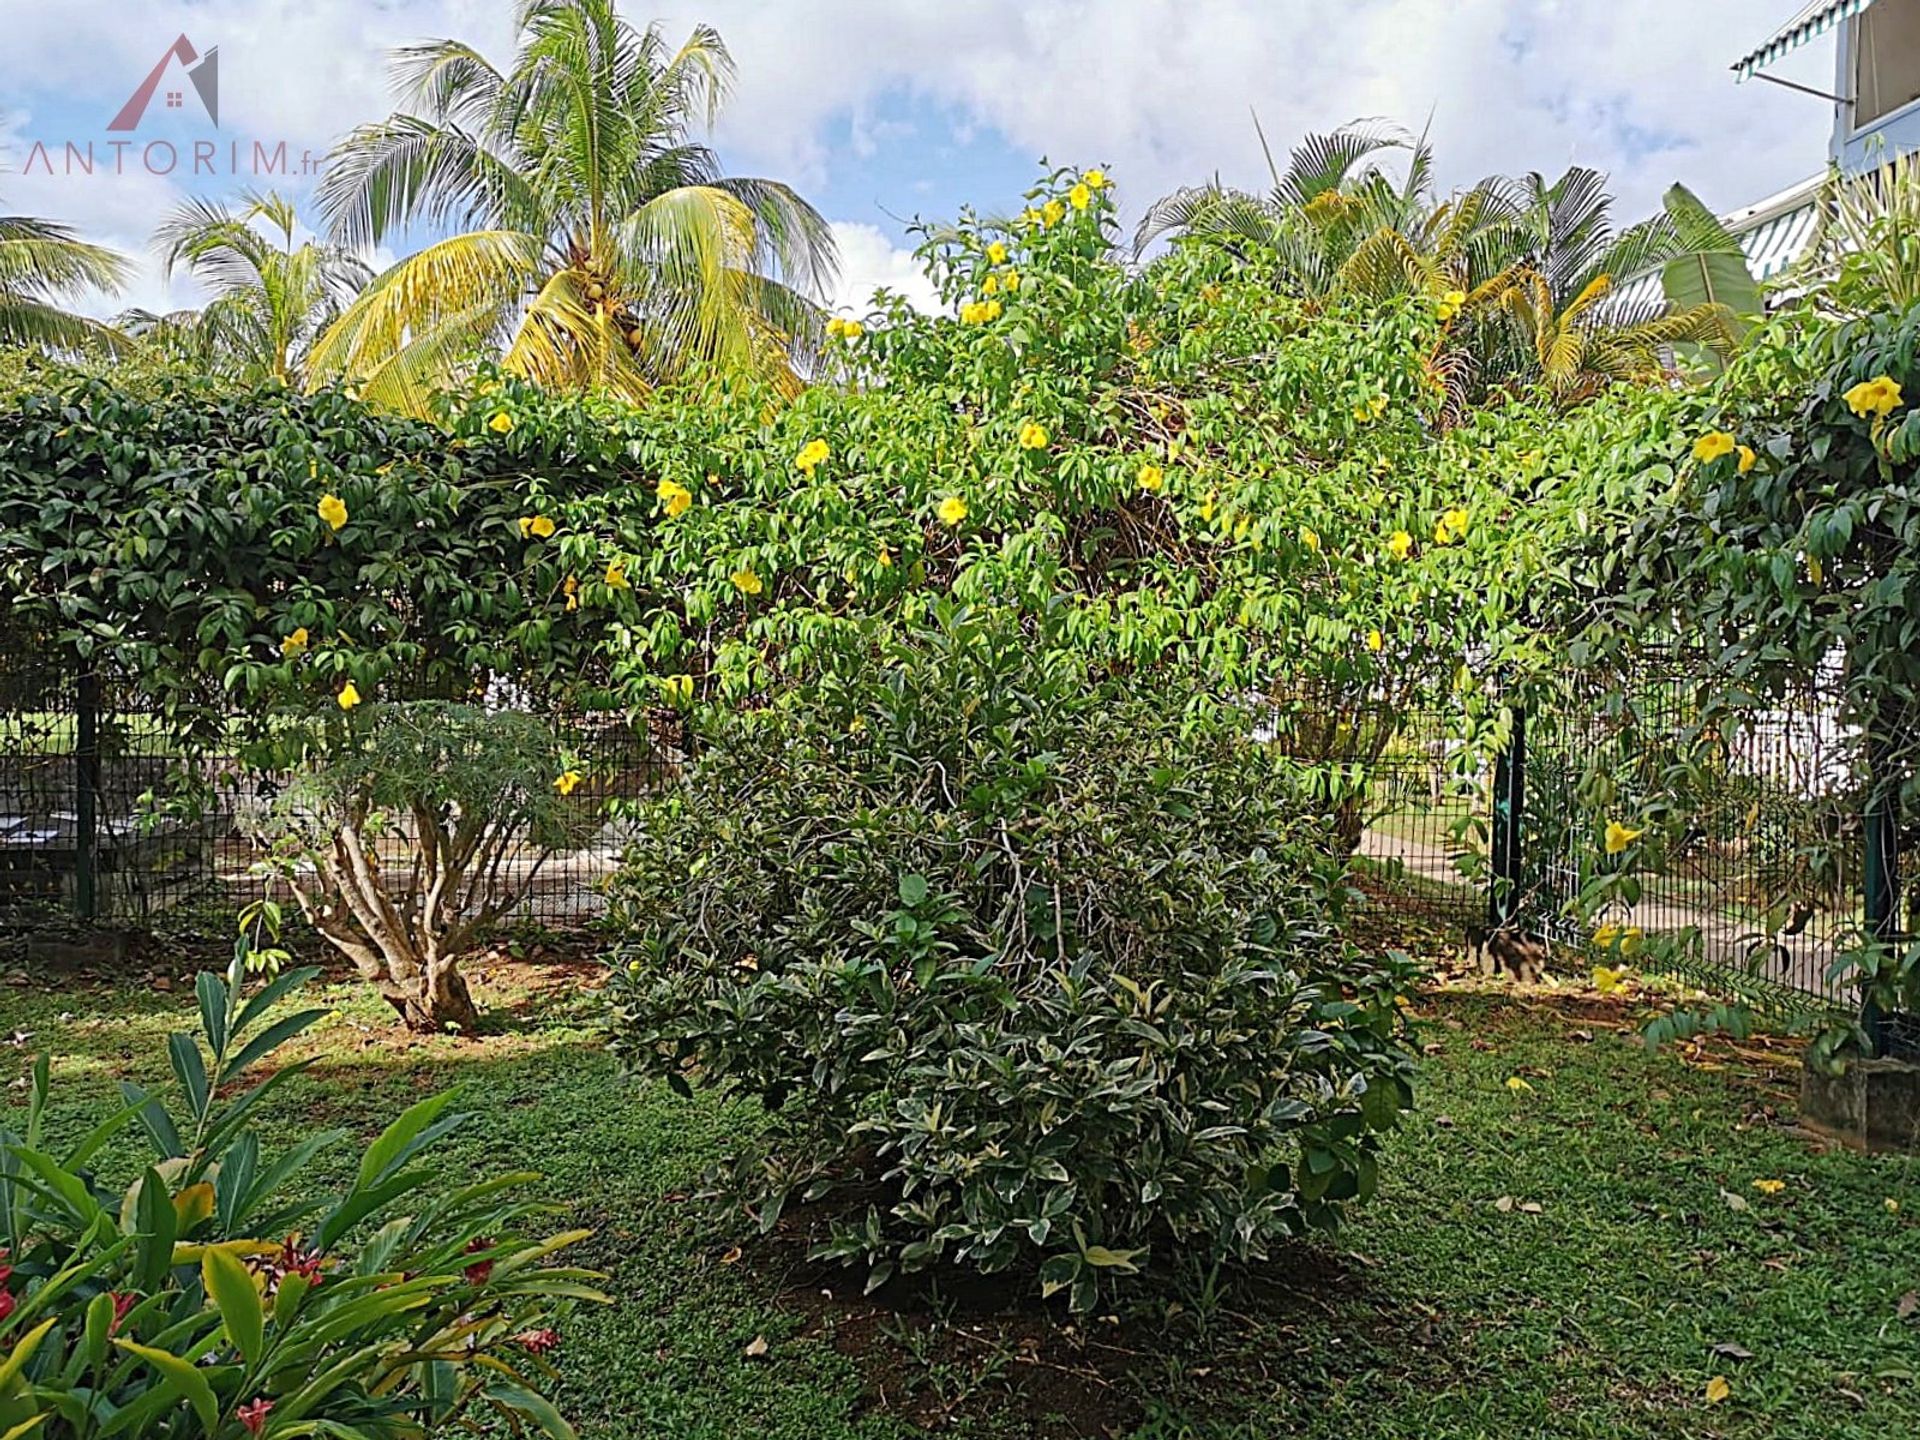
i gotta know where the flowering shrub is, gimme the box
[605,607,1419,1309]
[0,954,601,1437]
[1555,302,1920,1055]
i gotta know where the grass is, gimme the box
[6,955,1920,1438]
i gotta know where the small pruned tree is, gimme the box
[251,702,600,1030]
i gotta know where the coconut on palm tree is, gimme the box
[309,0,837,415]
[0,200,129,354]
[127,190,371,386]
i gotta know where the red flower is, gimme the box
[0,1289,14,1322]
[108,1290,138,1336]
[513,1328,560,1355]
[236,1397,273,1436]
[463,1236,495,1286]
[278,1237,326,1286]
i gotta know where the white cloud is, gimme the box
[0,0,1854,318]
[828,221,939,315]
[668,0,1836,217]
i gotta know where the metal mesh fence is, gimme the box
[1521,667,1874,1013]
[1262,690,1492,932]
[0,648,680,940]
[4,635,1906,1020]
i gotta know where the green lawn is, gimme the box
[5,958,1919,1439]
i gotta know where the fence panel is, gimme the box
[0,652,680,939]
[1521,667,1868,1012]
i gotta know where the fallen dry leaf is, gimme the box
[1705,1375,1731,1405]
[743,1335,769,1359]
[1720,1189,1750,1213]
[1710,1342,1754,1361]
[1897,1291,1918,1320]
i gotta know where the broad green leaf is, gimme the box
[202,1247,266,1366]
[113,1339,219,1433]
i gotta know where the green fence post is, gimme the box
[1861,700,1900,1055]
[1488,704,1526,931]
[73,667,100,922]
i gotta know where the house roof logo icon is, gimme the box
[109,35,219,131]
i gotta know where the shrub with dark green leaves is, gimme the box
[605,606,1418,1310]
[0,954,603,1438]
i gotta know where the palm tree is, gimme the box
[310,0,837,415]
[1143,131,1742,408]
[1135,119,1476,299]
[129,191,371,386]
[0,200,129,353]
[1462,168,1739,402]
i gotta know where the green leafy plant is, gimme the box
[605,605,1418,1311]
[0,954,604,1437]
[246,702,604,1031]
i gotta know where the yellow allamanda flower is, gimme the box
[1084,168,1108,190]
[987,240,1008,264]
[1845,374,1904,418]
[605,560,630,590]
[937,495,969,526]
[877,544,893,568]
[657,479,693,518]
[826,316,847,337]
[1136,462,1165,492]
[280,627,309,658]
[488,412,514,434]
[1386,530,1413,561]
[795,438,830,473]
[518,515,556,538]
[1604,820,1643,854]
[1299,525,1320,552]
[1042,198,1065,227]
[1366,628,1384,652]
[731,568,764,596]
[1737,445,1756,474]
[1691,430,1737,464]
[336,681,362,711]
[982,274,1000,296]
[563,575,579,611]
[1444,507,1470,537]
[1018,421,1050,450]
[1068,182,1092,210]
[554,770,583,796]
[1002,269,1021,291]
[317,494,348,531]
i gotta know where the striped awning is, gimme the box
[1733,0,1877,80]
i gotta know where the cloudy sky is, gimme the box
[0,0,1842,318]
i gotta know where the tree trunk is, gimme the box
[382,959,479,1033]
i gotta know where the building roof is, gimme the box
[1733,0,1879,81]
